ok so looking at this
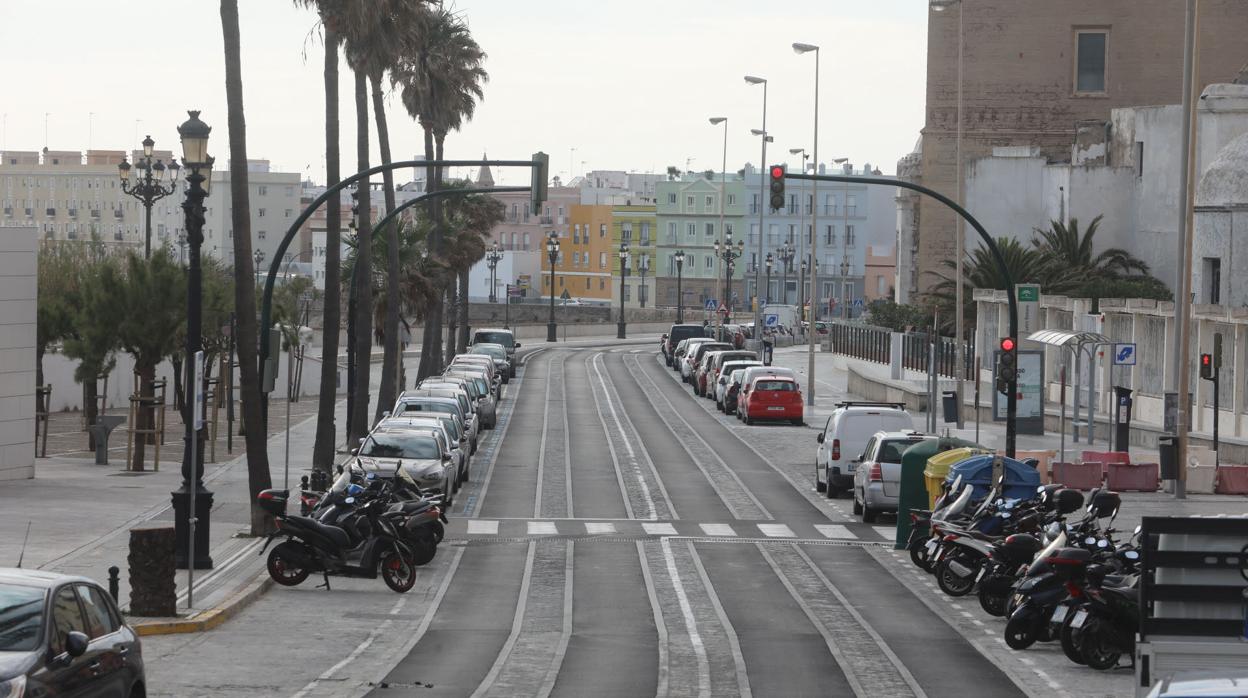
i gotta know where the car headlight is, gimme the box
[0,676,27,698]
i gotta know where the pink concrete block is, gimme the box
[1215,465,1248,495]
[1052,461,1105,490]
[1107,462,1159,492]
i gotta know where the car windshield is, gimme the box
[361,432,441,459]
[399,401,456,417]
[471,345,506,361]
[0,583,45,651]
[473,331,514,348]
[755,380,794,391]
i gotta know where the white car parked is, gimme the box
[814,402,914,498]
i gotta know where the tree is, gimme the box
[441,179,504,352]
[55,241,121,438]
[865,299,931,333]
[84,251,185,471]
[1031,216,1150,280]
[221,0,273,532]
[666,166,682,181]
[926,237,1046,335]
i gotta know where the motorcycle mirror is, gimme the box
[1134,524,1142,535]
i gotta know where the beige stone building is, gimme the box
[905,0,1248,299]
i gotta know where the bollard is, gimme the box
[108,566,120,602]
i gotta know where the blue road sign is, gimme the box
[852,298,864,307]
[704,299,718,311]
[1112,343,1137,366]
[764,314,780,327]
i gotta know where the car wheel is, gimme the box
[852,491,863,515]
[791,419,804,426]
[862,498,878,523]
[826,480,840,499]
[743,413,753,425]
[814,464,827,493]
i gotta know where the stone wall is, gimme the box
[0,227,36,480]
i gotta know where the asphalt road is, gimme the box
[363,346,1025,698]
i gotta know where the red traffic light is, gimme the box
[770,165,785,179]
[1201,354,1212,366]
[1000,337,1016,352]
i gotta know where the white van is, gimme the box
[814,402,914,498]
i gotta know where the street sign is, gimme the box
[192,350,205,430]
[717,304,729,316]
[760,299,767,310]
[559,289,571,300]
[764,313,780,327]
[1112,343,1137,366]
[704,299,718,311]
[1017,283,1041,335]
[852,298,864,307]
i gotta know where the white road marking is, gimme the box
[562,355,574,517]
[528,521,558,535]
[584,522,616,534]
[471,542,536,698]
[467,519,499,535]
[643,522,678,536]
[472,347,536,516]
[290,594,410,698]
[700,523,737,537]
[592,353,664,519]
[814,524,858,539]
[586,353,636,519]
[533,354,556,518]
[637,541,670,697]
[872,524,895,537]
[757,523,796,538]
[686,540,752,698]
[661,537,711,697]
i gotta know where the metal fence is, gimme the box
[827,321,974,379]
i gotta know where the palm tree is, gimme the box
[221,0,273,532]
[927,237,1048,335]
[294,0,344,475]
[441,180,504,352]
[1031,215,1150,279]
[392,6,488,379]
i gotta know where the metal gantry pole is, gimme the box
[953,3,966,428]
[754,82,768,343]
[807,46,821,406]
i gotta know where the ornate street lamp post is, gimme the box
[777,242,795,306]
[713,231,745,340]
[637,253,649,308]
[674,249,686,323]
[119,135,180,259]
[765,252,774,305]
[617,241,631,339]
[172,111,214,571]
[546,232,560,342]
[486,242,503,303]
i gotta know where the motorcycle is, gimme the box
[256,484,419,593]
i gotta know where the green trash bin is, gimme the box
[895,436,983,550]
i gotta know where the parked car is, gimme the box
[0,568,146,698]
[443,367,497,406]
[468,343,512,384]
[393,393,477,452]
[676,337,715,378]
[471,328,518,375]
[715,360,763,410]
[428,375,497,428]
[380,413,470,485]
[353,425,457,504]
[705,350,758,400]
[815,402,913,499]
[684,342,732,385]
[449,355,500,397]
[723,368,749,415]
[663,323,710,366]
[692,350,724,397]
[852,430,935,523]
[738,375,804,426]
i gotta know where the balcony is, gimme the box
[114,210,124,219]
[90,210,101,219]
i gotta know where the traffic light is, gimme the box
[1200,353,1214,381]
[769,164,786,211]
[531,151,549,215]
[996,337,1017,396]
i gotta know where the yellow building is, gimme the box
[541,203,613,303]
[611,204,657,309]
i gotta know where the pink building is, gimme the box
[863,244,896,302]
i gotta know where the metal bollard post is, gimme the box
[108,566,120,602]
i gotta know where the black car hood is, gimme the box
[0,650,38,680]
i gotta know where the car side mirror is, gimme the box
[816,433,825,444]
[442,454,452,462]
[381,410,391,419]
[350,447,360,456]
[64,630,89,659]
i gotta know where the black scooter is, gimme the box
[257,488,418,593]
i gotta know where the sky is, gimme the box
[0,0,928,186]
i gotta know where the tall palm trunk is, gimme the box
[445,285,457,361]
[433,133,447,367]
[371,74,402,420]
[311,25,342,475]
[349,68,374,442]
[416,124,440,381]
[457,269,470,353]
[221,0,272,534]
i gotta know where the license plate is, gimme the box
[974,566,987,583]
[1051,606,1068,623]
[767,406,785,411]
[1070,609,1087,628]
[925,539,937,554]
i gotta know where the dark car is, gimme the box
[0,568,145,698]
[663,324,710,366]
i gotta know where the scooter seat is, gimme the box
[286,515,352,549]
[969,531,998,542]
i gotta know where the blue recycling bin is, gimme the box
[945,454,1042,501]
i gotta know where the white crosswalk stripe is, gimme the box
[467,520,499,535]
[872,525,895,538]
[642,522,678,536]
[757,523,796,538]
[814,524,858,540]
[584,522,616,534]
[528,521,558,535]
[699,523,736,537]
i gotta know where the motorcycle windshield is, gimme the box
[1026,531,1067,576]
[330,470,353,493]
[936,485,973,522]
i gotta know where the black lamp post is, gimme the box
[777,242,795,305]
[172,111,214,570]
[119,135,180,259]
[713,232,745,339]
[637,253,649,308]
[765,252,774,305]
[486,242,503,303]
[674,249,686,323]
[546,232,560,342]
[617,241,631,339]
[799,258,808,324]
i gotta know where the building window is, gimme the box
[640,223,651,246]
[687,195,695,209]
[846,196,857,216]
[572,251,580,265]
[825,225,835,245]
[705,255,712,270]
[258,208,266,217]
[622,222,633,242]
[586,277,591,289]
[768,224,779,247]
[787,224,796,244]
[559,276,564,288]
[523,231,530,250]
[600,278,605,290]
[877,275,887,297]
[258,230,267,239]
[687,223,696,238]
[845,225,855,246]
[1203,257,1221,304]
[600,252,607,268]
[623,285,630,301]
[258,185,268,196]
[727,194,736,206]
[668,193,677,204]
[600,223,607,238]
[1075,30,1107,94]
[284,208,293,217]
[705,222,714,237]
[509,232,517,249]
[706,195,714,208]
[667,221,677,242]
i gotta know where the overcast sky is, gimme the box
[0,1,927,186]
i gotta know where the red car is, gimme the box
[739,376,804,426]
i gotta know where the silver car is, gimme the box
[471,328,518,375]
[393,394,477,453]
[379,414,469,485]
[852,431,936,523]
[427,375,497,429]
[468,343,511,384]
[451,355,501,397]
[442,370,497,414]
[353,426,457,504]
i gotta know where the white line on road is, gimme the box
[533,354,556,518]
[699,523,737,537]
[562,355,574,518]
[471,347,537,516]
[587,353,636,520]
[584,522,617,534]
[593,352,667,519]
[814,524,858,540]
[757,523,796,538]
[467,519,499,535]
[661,537,711,698]
[686,541,752,698]
[471,542,536,698]
[643,522,678,536]
[637,541,670,697]
[527,521,558,535]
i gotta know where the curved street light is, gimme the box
[546,232,560,342]
[120,134,181,258]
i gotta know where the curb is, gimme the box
[131,571,273,637]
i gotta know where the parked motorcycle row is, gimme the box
[907,478,1143,671]
[255,331,519,594]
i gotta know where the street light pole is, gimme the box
[745,76,768,344]
[778,242,795,306]
[710,116,729,339]
[173,111,213,572]
[119,135,180,259]
[795,41,821,406]
[675,250,686,323]
[765,253,774,306]
[639,254,649,308]
[617,241,630,339]
[546,232,560,342]
[486,242,503,303]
